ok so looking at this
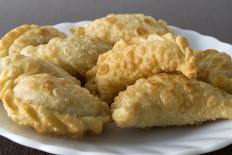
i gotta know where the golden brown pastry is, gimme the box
[1,73,111,137]
[111,73,232,128]
[95,33,197,102]
[0,54,80,86]
[84,66,98,95]
[20,36,111,77]
[0,25,66,57]
[0,25,38,57]
[195,49,232,94]
[71,14,171,45]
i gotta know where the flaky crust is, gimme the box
[8,26,66,55]
[71,14,171,44]
[95,33,197,102]
[84,66,98,96]
[20,36,111,77]
[1,73,111,137]
[195,49,232,94]
[0,25,66,57]
[111,73,232,128]
[0,54,80,86]
[0,25,38,57]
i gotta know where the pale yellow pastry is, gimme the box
[0,25,66,57]
[0,54,80,87]
[0,25,38,57]
[71,14,171,44]
[195,49,232,94]
[20,36,111,77]
[1,73,111,137]
[111,73,232,128]
[95,33,197,103]
[84,66,98,95]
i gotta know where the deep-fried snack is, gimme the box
[71,14,171,44]
[0,54,80,87]
[195,49,232,94]
[20,36,111,77]
[111,73,232,128]
[0,25,66,57]
[1,73,111,137]
[0,25,38,57]
[84,66,98,95]
[95,33,197,102]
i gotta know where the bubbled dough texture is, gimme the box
[21,36,111,77]
[1,73,111,137]
[0,25,38,57]
[0,54,80,86]
[8,26,67,55]
[96,33,197,103]
[195,49,232,94]
[72,14,171,44]
[111,73,232,128]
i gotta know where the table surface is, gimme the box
[0,0,232,154]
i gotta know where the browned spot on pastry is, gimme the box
[106,16,117,24]
[25,62,41,74]
[144,18,154,25]
[37,28,50,36]
[136,27,149,36]
[116,23,124,30]
[43,81,55,92]
[98,64,109,75]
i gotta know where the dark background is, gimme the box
[0,0,232,154]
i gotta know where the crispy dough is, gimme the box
[20,36,111,77]
[0,54,80,87]
[1,73,111,137]
[8,26,66,55]
[111,73,232,128]
[0,25,39,57]
[195,49,232,94]
[84,66,98,95]
[71,14,171,44]
[0,25,66,57]
[95,33,197,103]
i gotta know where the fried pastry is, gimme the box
[111,73,232,128]
[84,66,98,95]
[0,54,80,87]
[195,49,232,94]
[20,36,111,77]
[1,73,111,137]
[71,14,171,44]
[0,25,38,57]
[0,25,66,57]
[95,33,197,102]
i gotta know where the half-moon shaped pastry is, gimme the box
[71,14,171,45]
[195,49,232,94]
[20,36,111,77]
[0,54,80,86]
[0,25,66,57]
[95,33,197,103]
[111,73,232,128]
[1,73,111,137]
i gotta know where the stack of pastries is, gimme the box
[0,13,232,138]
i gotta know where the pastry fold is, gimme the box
[20,36,111,77]
[0,25,66,57]
[195,49,232,94]
[111,73,232,128]
[1,73,111,137]
[0,54,80,86]
[95,33,197,102]
[71,14,171,44]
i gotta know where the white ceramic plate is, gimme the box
[1,21,232,155]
